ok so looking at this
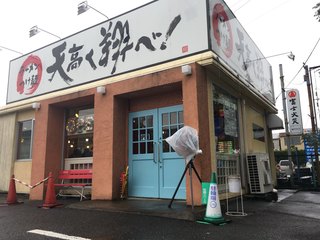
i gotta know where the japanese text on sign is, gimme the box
[286,89,303,135]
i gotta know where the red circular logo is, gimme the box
[212,3,233,58]
[16,55,42,95]
[288,90,296,98]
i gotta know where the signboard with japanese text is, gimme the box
[209,0,274,104]
[7,0,209,103]
[303,129,320,163]
[286,89,303,135]
[7,0,275,106]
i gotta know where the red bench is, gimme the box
[55,169,92,201]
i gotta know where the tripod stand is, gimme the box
[168,157,202,210]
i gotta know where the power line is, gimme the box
[234,0,252,12]
[275,35,320,100]
[286,36,320,88]
[228,0,248,10]
[244,0,291,26]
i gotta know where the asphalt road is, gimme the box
[0,190,320,240]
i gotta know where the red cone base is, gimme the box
[5,175,23,205]
[38,172,62,209]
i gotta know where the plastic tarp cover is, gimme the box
[165,126,201,164]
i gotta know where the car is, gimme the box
[306,161,313,168]
[276,160,295,177]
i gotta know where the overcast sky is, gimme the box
[1,0,320,130]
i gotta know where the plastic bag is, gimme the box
[165,126,202,164]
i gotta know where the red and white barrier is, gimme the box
[13,176,49,189]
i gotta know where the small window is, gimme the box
[65,107,94,158]
[17,120,33,160]
[253,123,265,142]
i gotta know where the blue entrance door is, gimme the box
[128,105,185,199]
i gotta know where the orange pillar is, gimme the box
[91,90,115,200]
[182,63,212,206]
[30,103,64,200]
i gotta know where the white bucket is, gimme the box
[228,175,241,193]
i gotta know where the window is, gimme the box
[213,91,239,154]
[161,111,184,153]
[17,120,33,160]
[65,107,94,158]
[213,88,240,189]
[132,115,154,155]
[253,123,265,142]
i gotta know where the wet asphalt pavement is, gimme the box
[0,189,320,239]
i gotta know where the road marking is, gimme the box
[277,190,297,202]
[27,229,91,240]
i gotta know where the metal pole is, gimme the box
[0,45,23,55]
[38,27,61,39]
[309,68,318,131]
[189,163,194,211]
[295,147,300,182]
[280,64,291,158]
[304,65,319,187]
[279,64,294,185]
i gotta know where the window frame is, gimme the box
[65,106,94,159]
[16,119,34,161]
[213,86,240,191]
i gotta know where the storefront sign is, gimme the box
[304,143,316,162]
[286,89,303,135]
[209,0,274,104]
[7,0,274,106]
[7,0,208,103]
[304,129,320,163]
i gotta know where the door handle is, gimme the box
[153,142,157,164]
[158,140,162,164]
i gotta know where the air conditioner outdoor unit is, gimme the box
[246,153,273,194]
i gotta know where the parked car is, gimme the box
[276,160,295,177]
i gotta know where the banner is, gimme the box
[286,89,303,135]
[7,0,208,103]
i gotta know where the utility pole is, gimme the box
[304,65,319,187]
[279,64,294,185]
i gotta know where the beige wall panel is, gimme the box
[0,113,17,191]
[14,161,32,193]
[17,110,35,121]
[246,107,267,153]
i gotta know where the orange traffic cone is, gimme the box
[39,172,62,209]
[5,175,23,205]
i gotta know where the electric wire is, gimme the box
[234,0,252,12]
[275,35,320,101]
[243,0,291,26]
[286,36,320,88]
[228,0,249,10]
